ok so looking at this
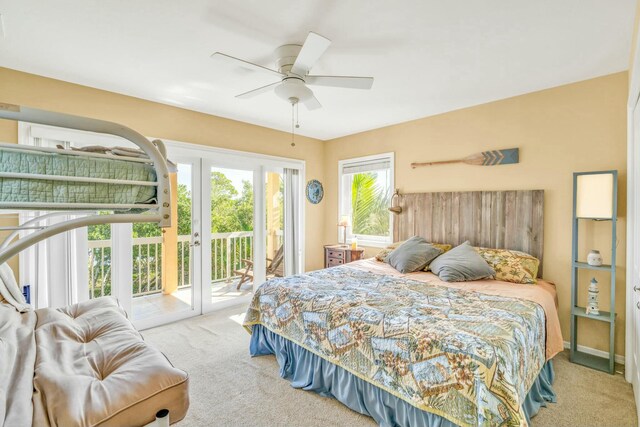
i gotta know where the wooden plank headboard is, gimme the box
[393,190,544,276]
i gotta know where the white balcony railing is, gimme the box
[87,231,264,299]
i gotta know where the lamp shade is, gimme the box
[338,215,351,227]
[576,173,615,219]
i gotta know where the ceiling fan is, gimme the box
[211,32,374,111]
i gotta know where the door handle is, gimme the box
[635,286,640,292]
[190,241,201,247]
[637,301,640,310]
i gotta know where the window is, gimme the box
[338,153,394,247]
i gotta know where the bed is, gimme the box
[244,190,562,427]
[0,103,187,426]
[0,103,172,265]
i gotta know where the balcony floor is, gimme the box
[132,279,253,322]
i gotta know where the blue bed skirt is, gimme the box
[250,324,556,427]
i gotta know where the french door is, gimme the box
[122,154,203,330]
[162,142,304,324]
[200,160,262,312]
[196,151,304,315]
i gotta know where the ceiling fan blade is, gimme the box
[211,52,283,78]
[306,75,374,90]
[290,32,331,76]
[236,81,280,99]
[302,95,322,111]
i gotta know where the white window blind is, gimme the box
[341,159,391,175]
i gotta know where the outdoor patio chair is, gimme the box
[234,245,284,290]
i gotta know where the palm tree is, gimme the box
[351,172,390,236]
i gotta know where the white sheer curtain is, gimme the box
[18,212,87,309]
[283,168,301,276]
[18,211,50,309]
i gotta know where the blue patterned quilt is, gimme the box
[244,266,546,427]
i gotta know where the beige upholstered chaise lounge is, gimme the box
[0,264,189,427]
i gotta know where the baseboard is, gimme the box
[563,341,625,365]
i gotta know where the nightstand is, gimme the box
[324,244,365,268]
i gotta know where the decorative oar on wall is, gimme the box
[411,148,519,168]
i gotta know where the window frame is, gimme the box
[337,152,395,248]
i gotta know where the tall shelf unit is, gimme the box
[570,170,617,374]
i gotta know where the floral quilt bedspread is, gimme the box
[243,266,546,427]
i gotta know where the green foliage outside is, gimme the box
[351,172,391,237]
[88,172,255,299]
[210,172,254,233]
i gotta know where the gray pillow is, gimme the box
[384,236,443,274]
[430,241,495,282]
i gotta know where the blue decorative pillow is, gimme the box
[384,236,443,274]
[430,241,495,282]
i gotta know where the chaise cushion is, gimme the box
[31,297,189,427]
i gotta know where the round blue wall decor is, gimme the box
[306,179,324,204]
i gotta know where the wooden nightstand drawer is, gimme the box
[327,250,344,259]
[327,258,344,267]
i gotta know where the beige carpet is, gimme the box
[143,305,638,427]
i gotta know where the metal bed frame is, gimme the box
[0,102,172,265]
[0,103,177,426]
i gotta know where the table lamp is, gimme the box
[338,215,350,245]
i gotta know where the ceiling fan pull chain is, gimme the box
[295,102,300,129]
[291,102,296,147]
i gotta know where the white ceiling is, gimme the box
[0,0,635,140]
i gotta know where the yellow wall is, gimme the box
[632,0,640,78]
[323,72,628,356]
[0,67,326,271]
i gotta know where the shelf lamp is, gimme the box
[575,172,615,219]
[569,170,618,373]
[338,215,350,245]
[388,189,402,214]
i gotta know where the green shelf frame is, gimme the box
[572,261,614,272]
[572,350,611,372]
[570,170,617,375]
[571,306,615,323]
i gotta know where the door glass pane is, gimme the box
[209,166,254,304]
[132,163,194,321]
[87,219,112,299]
[265,171,285,278]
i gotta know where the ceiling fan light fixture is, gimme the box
[274,78,313,103]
